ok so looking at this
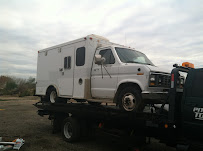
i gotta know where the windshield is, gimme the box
[115,47,154,66]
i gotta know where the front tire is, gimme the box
[118,87,144,112]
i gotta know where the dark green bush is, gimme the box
[0,76,35,97]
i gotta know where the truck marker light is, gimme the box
[90,37,93,40]
[137,73,144,75]
[164,124,168,128]
[98,123,104,128]
[171,74,174,88]
[171,74,174,81]
[150,82,155,86]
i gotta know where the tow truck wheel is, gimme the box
[62,117,80,142]
[118,87,143,112]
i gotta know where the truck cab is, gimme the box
[91,45,170,111]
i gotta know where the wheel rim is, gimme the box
[64,122,73,139]
[122,93,136,111]
[50,91,56,103]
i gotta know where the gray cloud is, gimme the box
[0,0,202,78]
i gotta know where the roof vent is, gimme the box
[87,34,109,41]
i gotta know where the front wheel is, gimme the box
[118,87,144,112]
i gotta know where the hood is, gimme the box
[146,65,170,74]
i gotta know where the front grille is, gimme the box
[149,72,171,88]
[158,74,171,88]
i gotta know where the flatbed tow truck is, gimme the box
[34,64,203,151]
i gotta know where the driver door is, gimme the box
[182,69,203,139]
[91,47,119,99]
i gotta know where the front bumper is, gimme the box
[142,91,168,104]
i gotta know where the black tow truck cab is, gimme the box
[34,65,203,150]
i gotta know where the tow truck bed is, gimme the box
[34,101,171,139]
[34,102,164,123]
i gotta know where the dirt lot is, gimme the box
[0,96,175,151]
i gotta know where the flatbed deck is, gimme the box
[34,102,168,130]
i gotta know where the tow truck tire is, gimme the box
[62,117,80,142]
[118,86,144,112]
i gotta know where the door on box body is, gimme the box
[59,46,74,96]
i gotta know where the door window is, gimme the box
[64,56,71,69]
[76,47,85,66]
[99,49,115,64]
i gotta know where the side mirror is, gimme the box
[94,55,106,65]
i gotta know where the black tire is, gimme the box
[62,117,80,142]
[88,101,101,106]
[118,86,144,112]
[47,87,61,103]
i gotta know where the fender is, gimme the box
[46,84,60,96]
[116,79,145,92]
[113,79,144,103]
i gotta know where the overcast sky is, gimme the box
[0,0,203,78]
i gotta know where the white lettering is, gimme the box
[193,107,203,121]
[195,113,203,118]
[193,107,199,112]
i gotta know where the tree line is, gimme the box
[0,75,35,97]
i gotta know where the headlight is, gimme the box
[149,74,156,86]
[150,75,156,81]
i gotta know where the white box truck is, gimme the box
[36,34,170,111]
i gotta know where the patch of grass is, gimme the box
[0,99,7,101]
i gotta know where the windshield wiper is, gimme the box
[126,61,154,66]
[126,61,140,63]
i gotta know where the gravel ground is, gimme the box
[0,96,175,151]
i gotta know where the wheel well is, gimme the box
[113,82,142,104]
[46,85,56,96]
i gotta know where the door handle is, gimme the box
[59,68,63,71]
